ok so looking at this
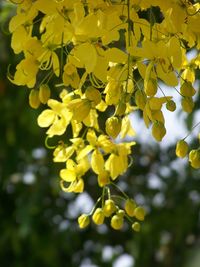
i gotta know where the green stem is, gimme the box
[110,182,129,199]
[183,121,200,141]
[45,136,57,149]
[89,196,102,216]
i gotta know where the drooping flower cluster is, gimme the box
[8,0,200,231]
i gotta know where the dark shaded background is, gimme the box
[0,3,200,267]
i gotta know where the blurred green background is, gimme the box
[0,3,200,267]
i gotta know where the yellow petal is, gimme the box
[37,109,55,127]
[60,169,76,182]
[91,150,104,175]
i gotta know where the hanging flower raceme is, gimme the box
[8,0,200,232]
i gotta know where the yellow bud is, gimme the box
[145,78,157,96]
[176,140,189,158]
[134,206,145,221]
[181,97,194,113]
[39,84,51,104]
[125,199,136,217]
[105,117,122,138]
[85,86,101,106]
[116,209,125,217]
[132,222,141,232]
[92,208,105,225]
[135,90,147,110]
[180,82,196,97]
[78,214,90,229]
[111,215,124,230]
[189,149,200,169]
[29,89,40,109]
[166,100,176,112]
[103,199,116,217]
[152,121,166,142]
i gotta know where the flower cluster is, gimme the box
[9,0,200,231]
[78,189,146,232]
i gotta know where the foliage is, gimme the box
[5,0,200,235]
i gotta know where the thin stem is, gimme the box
[111,194,126,201]
[89,196,102,215]
[110,182,129,199]
[183,121,200,141]
[45,136,57,149]
[102,186,106,207]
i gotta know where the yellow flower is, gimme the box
[67,99,91,122]
[62,62,80,89]
[85,86,101,106]
[53,145,75,163]
[37,99,72,137]
[12,56,39,88]
[105,142,135,180]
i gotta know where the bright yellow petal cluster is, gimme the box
[8,0,200,232]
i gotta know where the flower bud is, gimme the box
[166,100,176,112]
[125,199,136,217]
[29,89,40,109]
[105,116,122,138]
[176,140,189,158]
[78,214,90,229]
[92,208,105,225]
[39,84,51,104]
[180,82,196,97]
[111,214,124,230]
[103,199,116,217]
[132,222,141,232]
[116,209,125,217]
[189,149,200,169]
[134,206,146,221]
